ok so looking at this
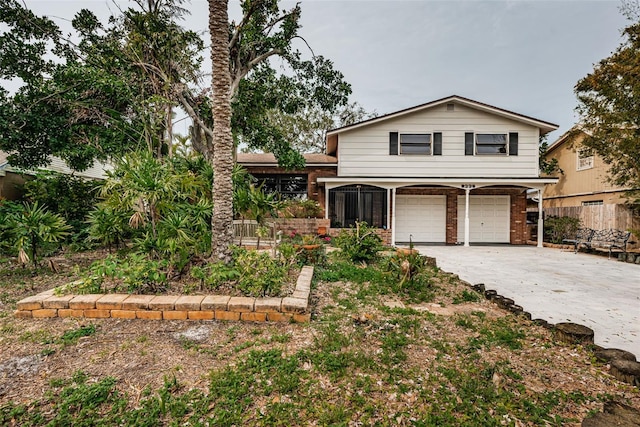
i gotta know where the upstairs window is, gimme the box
[476,134,507,154]
[577,148,594,171]
[390,132,442,155]
[465,132,518,155]
[582,200,603,206]
[400,134,431,155]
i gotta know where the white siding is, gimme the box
[337,103,540,178]
[42,156,111,180]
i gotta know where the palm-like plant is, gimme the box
[103,152,182,238]
[9,202,71,269]
[86,206,130,252]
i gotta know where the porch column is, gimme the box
[537,189,544,248]
[464,187,471,247]
[391,187,396,246]
[324,185,331,220]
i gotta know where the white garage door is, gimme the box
[457,195,510,243]
[395,195,446,243]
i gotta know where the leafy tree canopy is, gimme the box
[0,0,205,170]
[1,0,352,172]
[265,102,376,154]
[574,18,640,201]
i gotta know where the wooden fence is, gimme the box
[233,220,277,246]
[544,204,639,248]
[544,205,638,230]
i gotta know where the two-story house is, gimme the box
[239,95,559,246]
[542,126,639,238]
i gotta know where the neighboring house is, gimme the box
[241,95,559,246]
[0,151,111,200]
[542,126,639,239]
[237,152,338,205]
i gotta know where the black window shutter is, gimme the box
[389,132,398,155]
[433,132,442,155]
[465,132,474,155]
[509,132,518,155]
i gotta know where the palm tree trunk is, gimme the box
[209,0,234,262]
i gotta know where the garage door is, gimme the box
[395,195,446,243]
[457,195,510,243]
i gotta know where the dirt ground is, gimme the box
[0,250,638,425]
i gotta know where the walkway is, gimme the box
[414,245,640,358]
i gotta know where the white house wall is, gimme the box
[38,156,111,180]
[337,103,540,178]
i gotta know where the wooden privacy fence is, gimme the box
[544,205,639,248]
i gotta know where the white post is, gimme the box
[464,187,471,247]
[391,188,396,246]
[537,189,544,248]
[324,185,330,220]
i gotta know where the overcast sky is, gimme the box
[13,0,632,142]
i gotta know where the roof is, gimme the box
[325,95,559,155]
[237,152,337,166]
[0,151,111,180]
[545,124,590,155]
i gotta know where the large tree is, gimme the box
[208,0,234,261]
[0,0,204,169]
[2,0,352,259]
[574,19,640,202]
[205,0,351,259]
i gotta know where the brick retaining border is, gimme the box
[14,266,314,323]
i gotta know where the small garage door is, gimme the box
[457,195,510,243]
[395,195,446,243]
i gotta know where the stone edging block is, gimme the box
[14,267,314,324]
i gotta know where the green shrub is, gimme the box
[190,262,240,290]
[23,170,101,243]
[379,252,435,302]
[333,221,383,263]
[544,216,581,244]
[0,200,22,255]
[77,254,168,294]
[86,206,131,252]
[234,248,289,297]
[280,199,323,218]
[6,202,71,269]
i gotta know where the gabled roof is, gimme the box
[326,95,558,155]
[545,124,590,155]
[237,152,337,167]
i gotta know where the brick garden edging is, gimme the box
[14,266,314,323]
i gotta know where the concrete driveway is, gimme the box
[413,245,640,358]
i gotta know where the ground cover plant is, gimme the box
[1,249,638,426]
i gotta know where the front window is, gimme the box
[253,174,307,199]
[476,134,507,155]
[582,200,603,206]
[329,185,387,228]
[400,134,431,155]
[577,148,594,171]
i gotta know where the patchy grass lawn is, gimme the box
[0,250,638,426]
